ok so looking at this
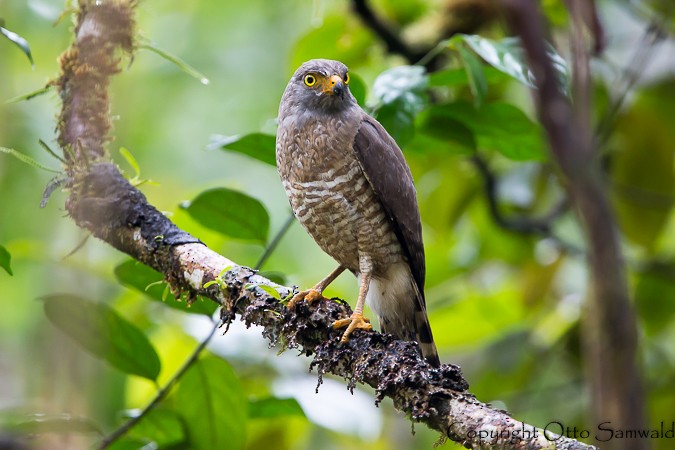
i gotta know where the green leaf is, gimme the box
[114,259,217,316]
[429,101,546,160]
[176,356,247,450]
[0,244,12,276]
[138,41,209,85]
[43,295,161,381]
[1,25,34,67]
[611,80,675,250]
[119,147,141,180]
[458,45,487,106]
[453,34,569,94]
[416,107,476,155]
[457,35,535,87]
[347,72,367,107]
[257,284,282,300]
[428,68,469,87]
[373,103,416,147]
[106,438,149,450]
[248,397,305,419]
[210,133,276,166]
[125,408,186,448]
[429,66,508,88]
[370,66,429,146]
[181,188,269,244]
[0,147,60,173]
[635,262,675,336]
[370,65,428,110]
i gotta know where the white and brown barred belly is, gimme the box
[276,116,405,276]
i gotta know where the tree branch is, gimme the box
[499,2,645,449]
[63,162,595,450]
[349,0,450,72]
[469,155,580,254]
[350,0,426,64]
[50,1,597,449]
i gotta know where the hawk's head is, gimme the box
[283,59,357,113]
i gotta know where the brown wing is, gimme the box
[352,115,426,299]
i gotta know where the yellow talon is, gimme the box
[332,312,372,342]
[287,289,325,310]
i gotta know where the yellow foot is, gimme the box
[332,313,373,342]
[287,289,325,310]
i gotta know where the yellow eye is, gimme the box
[344,72,350,84]
[304,74,317,87]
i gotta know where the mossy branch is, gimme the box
[55,0,135,168]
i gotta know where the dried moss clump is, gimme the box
[55,0,136,168]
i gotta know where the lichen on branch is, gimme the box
[54,0,136,168]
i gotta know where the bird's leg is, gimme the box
[287,265,346,310]
[332,270,373,342]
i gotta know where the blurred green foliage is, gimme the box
[43,294,162,381]
[1,1,674,449]
[181,187,270,244]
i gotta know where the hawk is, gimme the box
[276,59,440,367]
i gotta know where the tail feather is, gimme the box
[414,308,440,367]
[368,262,440,367]
[379,305,439,367]
[411,280,440,367]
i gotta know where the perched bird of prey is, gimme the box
[276,59,440,367]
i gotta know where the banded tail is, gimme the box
[366,262,440,367]
[412,295,440,367]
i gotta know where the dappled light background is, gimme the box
[1,0,674,449]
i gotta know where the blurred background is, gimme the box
[0,0,674,449]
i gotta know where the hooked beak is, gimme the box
[323,74,345,97]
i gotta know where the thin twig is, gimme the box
[350,0,424,63]
[469,155,581,255]
[596,19,667,146]
[253,211,295,271]
[61,233,90,260]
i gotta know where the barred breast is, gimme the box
[276,115,404,275]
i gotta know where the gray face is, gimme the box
[286,59,357,113]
